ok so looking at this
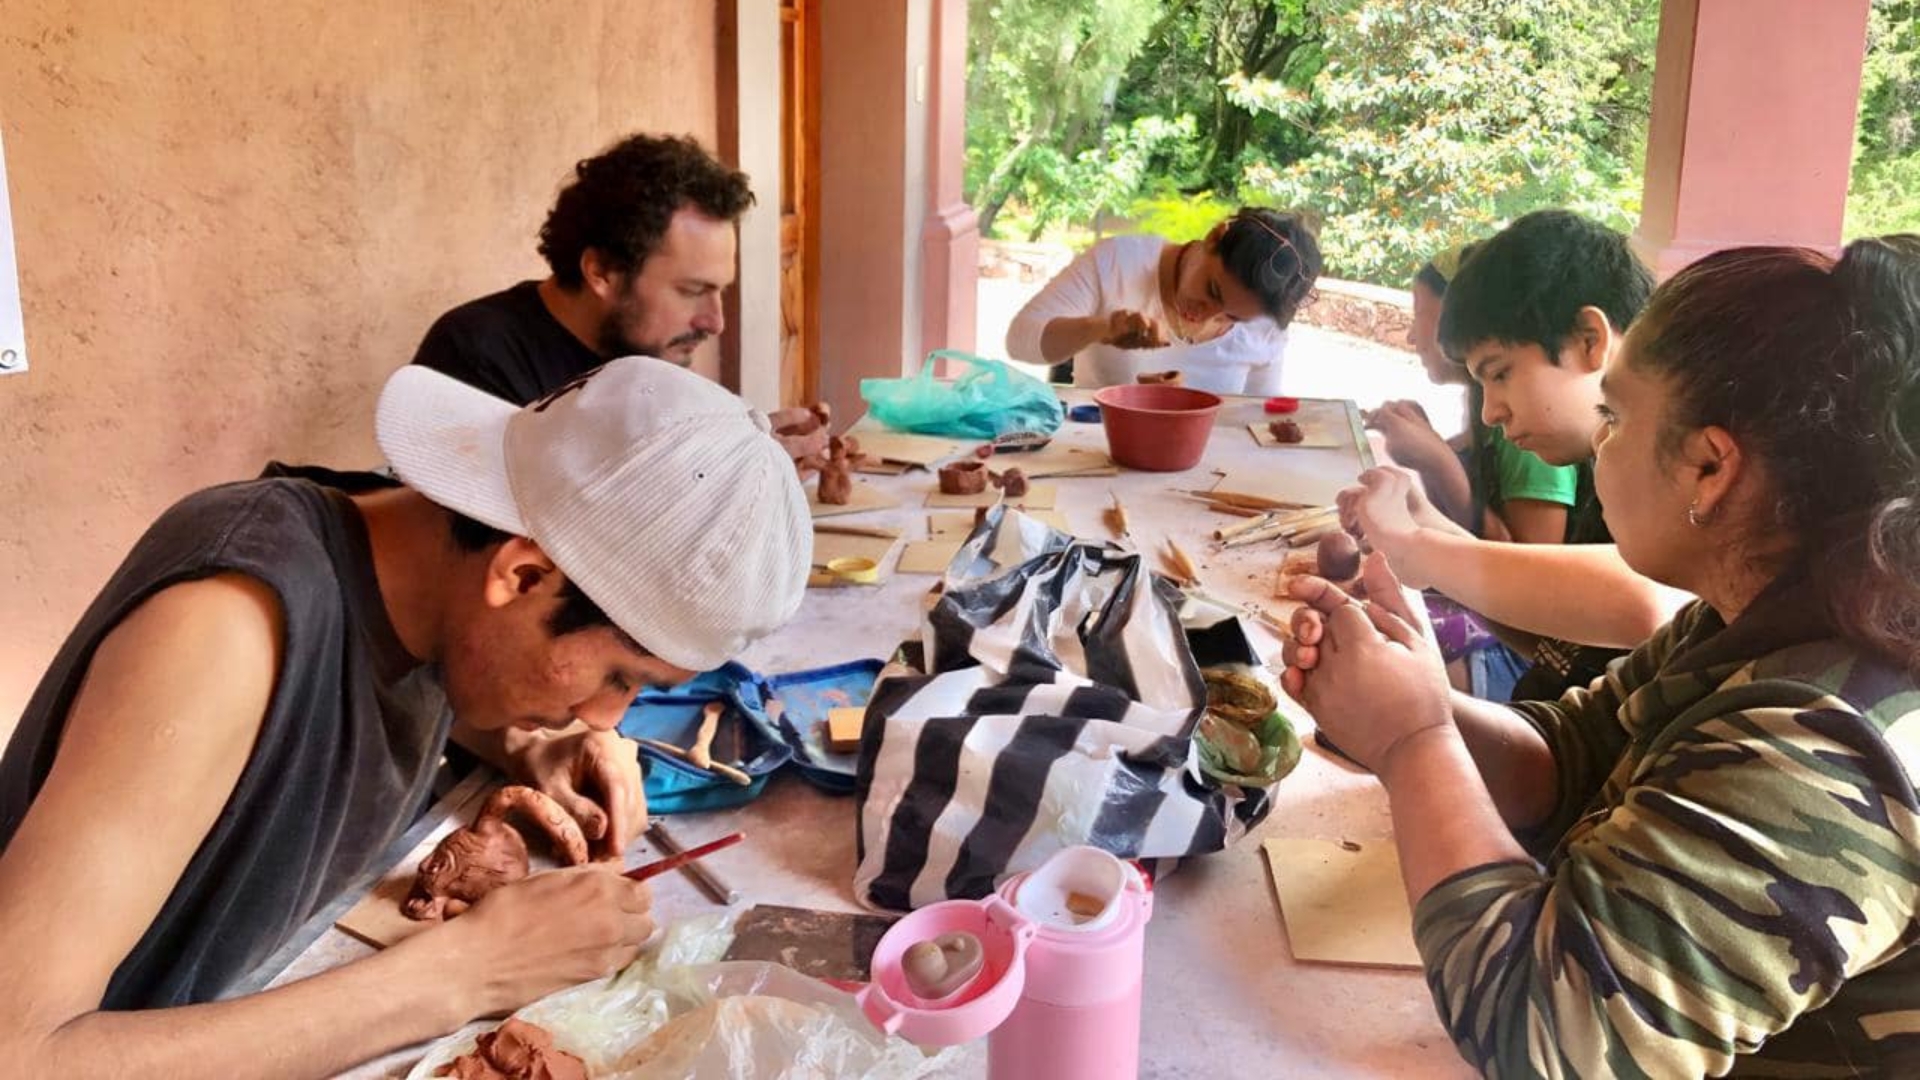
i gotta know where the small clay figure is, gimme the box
[403,786,590,922]
[436,1018,587,1080]
[901,932,986,1001]
[812,435,866,505]
[989,467,1030,497]
[1268,419,1305,444]
[1135,369,1183,386]
[939,460,989,495]
[1315,530,1364,581]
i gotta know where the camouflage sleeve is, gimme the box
[1504,606,1703,855]
[1411,682,1920,1078]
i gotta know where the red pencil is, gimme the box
[622,831,745,882]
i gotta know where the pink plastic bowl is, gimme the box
[1091,384,1224,471]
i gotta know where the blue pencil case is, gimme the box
[619,659,886,811]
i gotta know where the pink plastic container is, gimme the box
[860,847,1155,1080]
[1091,384,1223,472]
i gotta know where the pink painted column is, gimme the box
[1633,0,1871,278]
[921,0,978,359]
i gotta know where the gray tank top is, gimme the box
[0,468,452,1007]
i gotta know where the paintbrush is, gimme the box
[623,830,745,883]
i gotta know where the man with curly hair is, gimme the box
[411,133,756,404]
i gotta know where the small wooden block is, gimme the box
[825,707,867,753]
[897,539,965,574]
[809,477,901,518]
[924,481,1057,510]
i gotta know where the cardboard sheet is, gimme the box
[808,478,900,518]
[927,508,1071,537]
[924,482,1057,510]
[1262,837,1422,968]
[848,429,965,469]
[807,530,898,588]
[994,442,1117,478]
[897,539,965,574]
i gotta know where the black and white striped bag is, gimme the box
[852,508,1274,912]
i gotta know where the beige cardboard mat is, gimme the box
[995,443,1117,478]
[809,478,900,518]
[927,508,1071,537]
[897,539,965,574]
[807,529,899,588]
[849,430,965,469]
[924,482,1057,510]
[1262,837,1422,968]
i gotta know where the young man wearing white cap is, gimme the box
[0,358,811,1076]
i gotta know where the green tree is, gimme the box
[1236,0,1656,284]
[1847,0,1920,236]
[965,0,1163,237]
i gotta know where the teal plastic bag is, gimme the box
[860,350,1064,439]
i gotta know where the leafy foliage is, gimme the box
[965,0,1919,283]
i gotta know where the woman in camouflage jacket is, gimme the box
[1285,236,1920,1077]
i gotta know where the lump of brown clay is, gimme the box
[1316,530,1363,582]
[1268,419,1305,444]
[770,402,832,465]
[815,435,866,505]
[436,1018,587,1080]
[939,460,989,495]
[990,467,1030,497]
[1135,369,1183,385]
[902,932,986,1001]
[404,786,589,922]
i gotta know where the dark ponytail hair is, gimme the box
[1216,208,1322,328]
[1629,235,1920,671]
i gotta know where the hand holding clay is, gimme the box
[768,403,832,465]
[1102,309,1170,350]
[432,865,656,1019]
[507,727,649,861]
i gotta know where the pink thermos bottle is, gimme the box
[859,846,1155,1079]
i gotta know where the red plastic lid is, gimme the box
[1264,396,1302,414]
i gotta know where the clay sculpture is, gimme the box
[814,435,866,505]
[990,467,1030,497]
[1315,529,1364,581]
[435,1018,587,1080]
[938,460,989,495]
[901,932,986,1001]
[1268,419,1305,444]
[403,786,590,921]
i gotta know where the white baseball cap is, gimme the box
[375,356,812,672]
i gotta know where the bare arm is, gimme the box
[1036,314,1115,364]
[1394,532,1684,648]
[1495,498,1569,547]
[1446,690,1557,831]
[0,577,652,1078]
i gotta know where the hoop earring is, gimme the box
[1686,500,1710,528]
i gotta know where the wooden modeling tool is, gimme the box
[642,821,741,905]
[1163,538,1202,586]
[689,701,723,769]
[636,736,753,786]
[1107,490,1131,539]
[623,831,744,883]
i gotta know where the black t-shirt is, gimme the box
[0,468,451,1007]
[411,280,603,405]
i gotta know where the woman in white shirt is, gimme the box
[1004,208,1322,396]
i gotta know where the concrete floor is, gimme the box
[975,267,1470,441]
